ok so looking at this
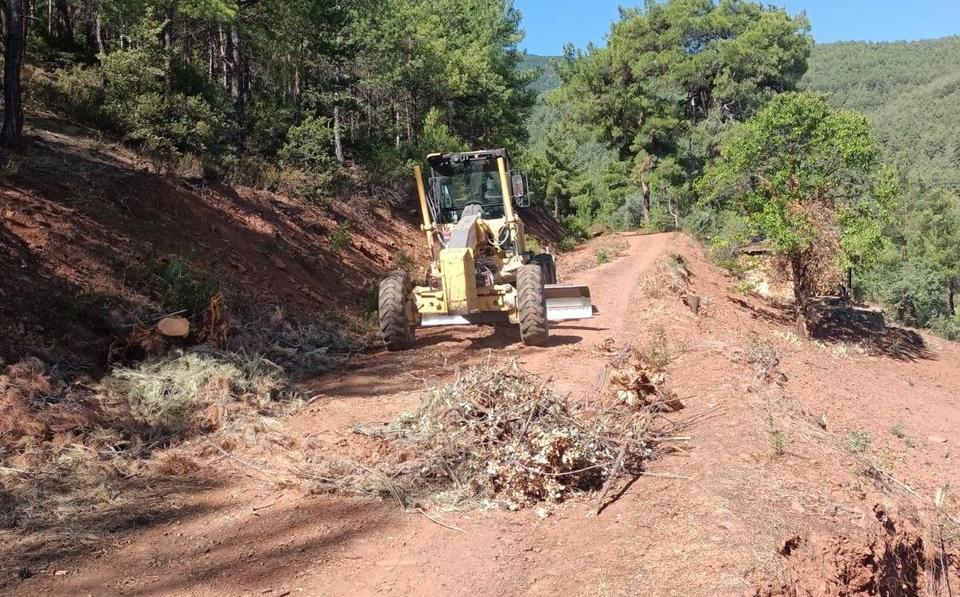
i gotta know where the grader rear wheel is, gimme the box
[379,271,415,351]
[517,264,549,346]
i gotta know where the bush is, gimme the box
[931,315,960,341]
[228,154,283,190]
[417,108,464,155]
[155,257,218,318]
[28,65,109,127]
[881,259,948,327]
[648,204,675,232]
[279,115,336,175]
[277,115,338,201]
[705,210,752,272]
[330,222,352,254]
[102,49,235,169]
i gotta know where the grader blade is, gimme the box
[545,284,595,322]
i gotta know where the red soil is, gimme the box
[7,230,960,596]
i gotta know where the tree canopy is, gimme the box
[698,92,895,313]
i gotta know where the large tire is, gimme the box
[379,271,415,351]
[531,253,558,285]
[517,264,549,346]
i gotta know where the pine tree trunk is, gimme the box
[293,63,302,124]
[333,104,344,165]
[95,11,105,55]
[333,67,344,165]
[790,253,811,337]
[950,279,956,316]
[53,0,70,46]
[641,179,651,226]
[395,109,401,150]
[228,22,245,126]
[218,25,228,87]
[2,0,27,148]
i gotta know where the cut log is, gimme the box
[158,317,190,338]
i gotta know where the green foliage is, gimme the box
[278,115,335,175]
[29,66,108,127]
[698,93,892,303]
[800,39,960,332]
[25,0,533,188]
[330,222,352,254]
[931,315,960,342]
[595,247,612,265]
[879,258,949,328]
[519,53,560,94]
[101,48,234,169]
[526,0,812,231]
[848,430,872,454]
[155,257,218,317]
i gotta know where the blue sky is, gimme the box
[516,0,960,56]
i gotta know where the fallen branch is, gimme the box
[205,440,275,479]
[413,508,465,533]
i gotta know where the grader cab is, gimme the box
[378,149,594,351]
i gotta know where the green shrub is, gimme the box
[330,222,352,254]
[155,257,218,317]
[931,315,960,341]
[705,210,752,272]
[277,115,338,201]
[245,99,296,159]
[881,259,948,327]
[102,49,235,169]
[279,115,336,175]
[648,204,675,232]
[229,154,283,190]
[559,236,578,252]
[417,108,464,155]
[848,430,872,454]
[29,65,109,127]
[595,245,612,265]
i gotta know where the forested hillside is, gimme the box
[802,37,960,192]
[9,0,533,187]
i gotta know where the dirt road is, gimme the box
[15,232,960,596]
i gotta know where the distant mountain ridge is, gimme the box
[801,37,960,192]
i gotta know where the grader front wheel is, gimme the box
[517,264,549,346]
[379,271,415,351]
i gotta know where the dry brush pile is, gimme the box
[307,360,689,512]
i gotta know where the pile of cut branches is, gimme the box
[307,363,687,510]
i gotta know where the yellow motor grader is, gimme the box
[378,149,593,351]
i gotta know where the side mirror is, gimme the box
[511,171,531,208]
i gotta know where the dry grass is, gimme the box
[639,253,691,299]
[0,314,355,574]
[303,362,688,511]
